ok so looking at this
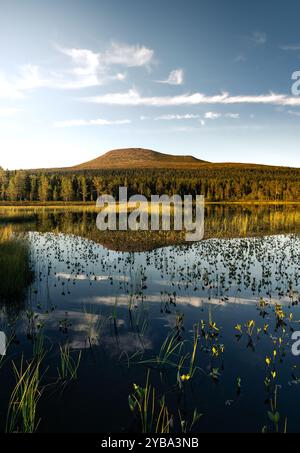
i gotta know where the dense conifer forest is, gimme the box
[0,166,299,202]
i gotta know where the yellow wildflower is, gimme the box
[265,356,271,367]
[181,374,191,382]
[212,346,218,357]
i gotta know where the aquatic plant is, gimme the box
[128,371,173,433]
[57,342,82,382]
[6,357,42,433]
[147,329,185,368]
[83,305,108,347]
[178,408,202,433]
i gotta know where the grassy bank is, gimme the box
[0,227,33,300]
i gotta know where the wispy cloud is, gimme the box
[225,113,240,119]
[103,42,154,67]
[0,42,154,98]
[154,113,199,120]
[157,69,184,85]
[53,118,131,128]
[55,41,154,89]
[84,88,300,107]
[57,41,153,88]
[205,112,221,120]
[279,44,300,51]
[0,66,41,99]
[287,110,300,117]
[0,64,50,99]
[234,54,247,63]
[250,31,267,46]
[205,112,239,120]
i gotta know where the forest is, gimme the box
[0,166,299,202]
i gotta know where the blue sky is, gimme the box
[1,0,300,169]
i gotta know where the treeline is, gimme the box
[0,166,300,202]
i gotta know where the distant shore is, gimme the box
[0,200,300,208]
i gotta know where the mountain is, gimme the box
[65,148,292,172]
[69,148,209,170]
[27,148,295,173]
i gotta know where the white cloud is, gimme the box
[155,113,200,120]
[250,31,267,45]
[56,47,101,88]
[53,118,131,128]
[157,69,184,85]
[102,42,154,67]
[17,64,50,90]
[84,88,300,107]
[205,112,221,120]
[200,119,205,126]
[56,42,153,89]
[279,44,300,51]
[205,112,239,120]
[0,41,154,98]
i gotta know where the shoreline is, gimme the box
[0,200,300,209]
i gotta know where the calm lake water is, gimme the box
[0,204,300,433]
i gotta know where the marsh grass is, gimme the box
[0,227,33,300]
[83,305,107,348]
[6,357,42,433]
[137,329,185,369]
[32,329,49,362]
[128,371,173,433]
[58,342,82,382]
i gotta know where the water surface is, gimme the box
[0,204,300,433]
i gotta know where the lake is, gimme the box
[0,204,300,433]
